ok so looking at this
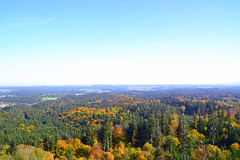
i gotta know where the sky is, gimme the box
[1,0,240,86]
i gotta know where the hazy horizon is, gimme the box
[1,0,240,86]
[1,82,240,88]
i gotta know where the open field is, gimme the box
[42,97,58,101]
[0,89,10,92]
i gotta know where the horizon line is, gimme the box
[1,83,240,88]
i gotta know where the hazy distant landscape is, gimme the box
[0,85,240,159]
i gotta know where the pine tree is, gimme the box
[66,147,73,160]
[154,121,165,160]
[147,115,156,145]
[129,118,137,147]
[103,122,113,152]
[55,149,60,159]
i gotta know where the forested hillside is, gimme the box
[0,87,239,159]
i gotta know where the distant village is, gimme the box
[0,104,9,107]
[0,103,9,108]
[0,94,10,107]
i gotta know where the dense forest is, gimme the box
[0,86,239,159]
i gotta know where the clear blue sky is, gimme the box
[1,0,240,86]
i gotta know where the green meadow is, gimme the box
[42,97,58,101]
